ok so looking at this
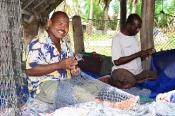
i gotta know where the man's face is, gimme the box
[48,14,69,40]
[128,19,142,36]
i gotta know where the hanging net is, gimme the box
[0,0,28,116]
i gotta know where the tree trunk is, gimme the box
[116,7,120,31]
[104,7,109,34]
[120,0,127,32]
[131,0,136,13]
[140,0,155,70]
[87,0,94,35]
[173,0,175,31]
[72,15,84,53]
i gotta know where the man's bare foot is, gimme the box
[136,79,146,84]
[95,96,139,110]
[136,76,156,84]
[98,75,111,83]
[107,79,132,89]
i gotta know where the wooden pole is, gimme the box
[23,15,39,51]
[140,0,155,69]
[120,0,127,32]
[72,15,84,53]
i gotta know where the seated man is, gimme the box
[26,11,111,104]
[26,11,80,103]
[106,14,157,89]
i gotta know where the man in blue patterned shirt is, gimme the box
[26,11,80,103]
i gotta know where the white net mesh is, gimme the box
[52,100,175,116]
[54,71,136,109]
[53,71,175,116]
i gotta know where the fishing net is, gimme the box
[54,71,175,116]
[54,71,137,109]
[0,0,28,116]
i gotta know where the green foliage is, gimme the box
[127,0,141,15]
[111,0,120,13]
[135,1,141,15]
[128,2,132,14]
[92,19,104,30]
[111,0,175,29]
[154,0,175,28]
[81,0,104,19]
[108,19,118,30]
[92,19,117,30]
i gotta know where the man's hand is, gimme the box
[59,57,80,76]
[138,48,156,58]
[137,50,149,58]
[146,48,156,55]
[58,57,78,70]
[71,66,80,77]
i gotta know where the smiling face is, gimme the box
[48,12,69,41]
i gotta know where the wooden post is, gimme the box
[140,0,155,70]
[22,15,39,61]
[120,0,127,32]
[23,15,39,51]
[72,15,84,53]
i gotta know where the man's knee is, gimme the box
[111,69,136,87]
[36,81,58,103]
[135,70,157,80]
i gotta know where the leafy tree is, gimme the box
[54,0,86,17]
[98,0,112,33]
[82,0,104,19]
[135,1,141,15]
[129,0,140,13]
[82,0,109,31]
[154,0,175,28]
[111,0,120,14]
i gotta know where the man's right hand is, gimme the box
[138,50,149,58]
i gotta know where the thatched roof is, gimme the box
[21,0,63,19]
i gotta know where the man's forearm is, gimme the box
[114,53,139,66]
[27,63,61,76]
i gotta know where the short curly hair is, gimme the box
[126,13,142,25]
[50,11,69,21]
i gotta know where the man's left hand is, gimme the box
[146,48,156,55]
[71,66,80,77]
